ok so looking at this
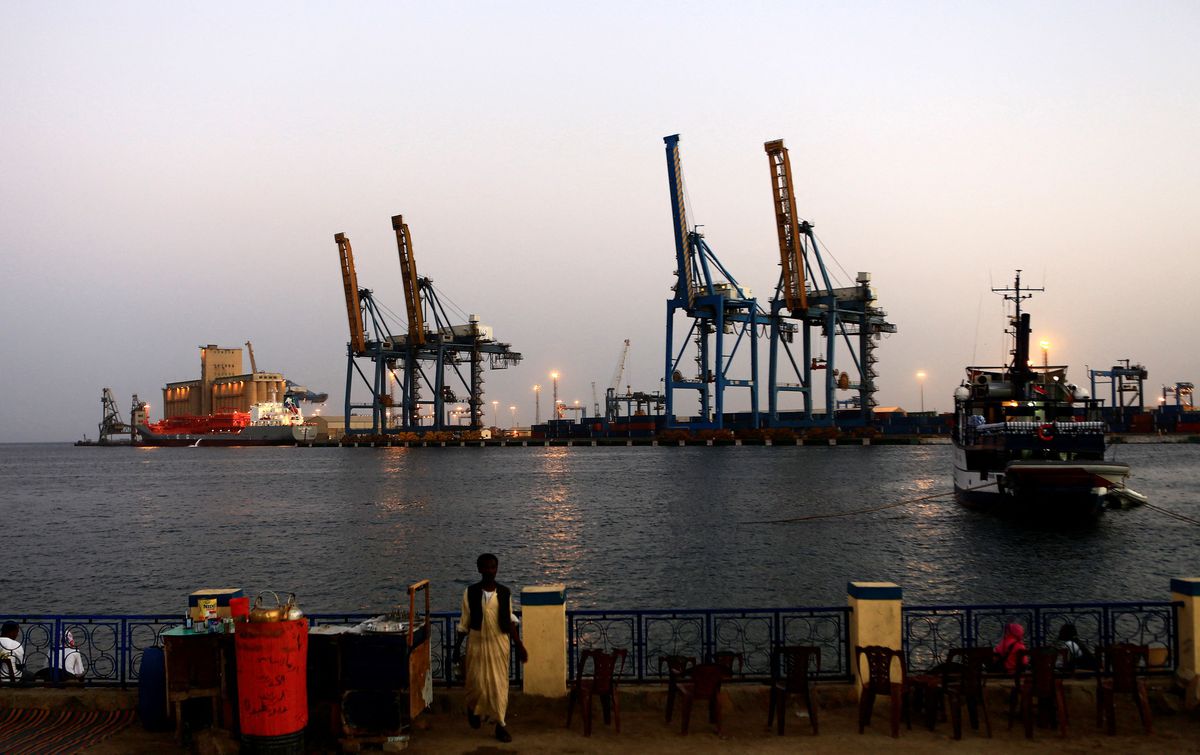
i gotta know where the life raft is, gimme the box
[1037,423,1055,442]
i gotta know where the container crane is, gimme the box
[662,135,770,429]
[334,214,522,436]
[604,339,631,420]
[762,138,896,426]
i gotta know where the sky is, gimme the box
[1,2,1197,442]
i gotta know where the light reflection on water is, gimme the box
[0,443,1196,614]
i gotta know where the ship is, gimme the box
[137,397,316,447]
[952,271,1144,517]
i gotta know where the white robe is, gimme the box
[458,588,516,726]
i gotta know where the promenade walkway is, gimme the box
[35,682,1200,753]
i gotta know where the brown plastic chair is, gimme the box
[940,647,993,739]
[1013,647,1068,738]
[567,648,627,736]
[659,655,696,723]
[855,645,909,737]
[767,645,820,735]
[1096,644,1153,735]
[676,662,725,735]
[711,650,744,679]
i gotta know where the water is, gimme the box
[1,443,1196,615]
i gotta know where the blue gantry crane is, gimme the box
[762,139,896,426]
[662,135,772,429]
[334,215,522,436]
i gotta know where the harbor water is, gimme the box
[1,442,1197,614]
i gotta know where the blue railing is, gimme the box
[903,601,1181,673]
[1,601,1178,687]
[565,607,852,682]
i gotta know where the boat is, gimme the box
[952,271,1141,517]
[137,397,316,447]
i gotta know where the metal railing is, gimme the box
[566,607,852,682]
[1,601,1179,687]
[903,601,1180,673]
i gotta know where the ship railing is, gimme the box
[0,602,1177,686]
[903,601,1180,674]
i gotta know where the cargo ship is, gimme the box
[137,398,316,446]
[952,271,1143,517]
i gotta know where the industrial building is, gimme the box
[161,344,290,418]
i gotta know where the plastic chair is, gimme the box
[855,645,908,737]
[675,662,725,735]
[940,647,992,739]
[767,645,820,736]
[1012,647,1068,738]
[566,648,627,736]
[711,650,744,679]
[1096,644,1153,735]
[658,655,696,723]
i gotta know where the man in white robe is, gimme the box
[457,553,527,742]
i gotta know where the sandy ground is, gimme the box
[73,681,1200,753]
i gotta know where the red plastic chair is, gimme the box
[658,655,696,724]
[940,647,993,739]
[855,645,908,738]
[1013,647,1068,738]
[767,645,820,735]
[675,662,725,735]
[1096,644,1153,735]
[566,648,627,736]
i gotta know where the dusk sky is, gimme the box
[2,2,1197,442]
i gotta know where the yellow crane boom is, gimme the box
[334,232,367,355]
[392,215,425,347]
[764,139,808,312]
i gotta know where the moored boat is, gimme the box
[137,398,315,447]
[952,271,1141,517]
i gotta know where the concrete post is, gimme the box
[520,584,567,698]
[848,581,903,695]
[1171,578,1200,685]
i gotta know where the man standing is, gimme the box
[0,622,24,682]
[457,553,527,743]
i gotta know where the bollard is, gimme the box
[848,581,903,696]
[520,584,568,698]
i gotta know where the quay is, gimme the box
[2,578,1199,752]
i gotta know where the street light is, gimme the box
[509,405,517,429]
[551,371,560,419]
[916,370,926,414]
[533,385,541,424]
[1039,339,1050,374]
[491,400,499,428]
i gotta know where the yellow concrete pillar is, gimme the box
[1171,578,1200,684]
[848,581,903,695]
[520,584,567,698]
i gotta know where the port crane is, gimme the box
[335,215,522,436]
[662,135,771,429]
[97,388,135,443]
[762,139,896,426]
[604,339,630,420]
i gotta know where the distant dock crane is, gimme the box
[662,135,771,429]
[762,139,896,427]
[334,215,522,436]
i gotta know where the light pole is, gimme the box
[916,371,926,414]
[533,385,540,424]
[509,405,516,430]
[1039,339,1050,381]
[491,400,499,428]
[551,372,560,419]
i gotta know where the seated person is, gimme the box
[33,630,86,682]
[992,622,1027,675]
[1055,623,1096,671]
[0,622,25,682]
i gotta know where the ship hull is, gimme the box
[137,424,315,447]
[952,446,1129,518]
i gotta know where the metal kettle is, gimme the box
[283,592,304,622]
[249,591,285,622]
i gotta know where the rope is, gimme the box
[741,483,997,525]
[1143,502,1200,527]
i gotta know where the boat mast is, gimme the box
[992,270,1043,397]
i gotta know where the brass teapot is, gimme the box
[249,591,285,622]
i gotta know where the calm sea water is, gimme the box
[1,442,1196,615]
